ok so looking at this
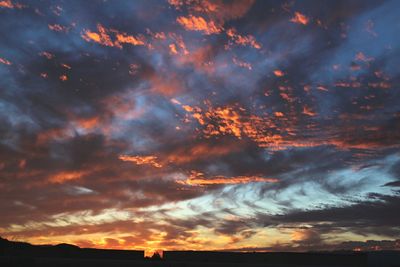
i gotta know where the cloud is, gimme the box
[177,171,278,186]
[0,0,399,252]
[177,15,222,35]
[0,0,24,9]
[119,155,163,168]
[81,24,146,48]
[290,12,310,25]
[259,193,400,237]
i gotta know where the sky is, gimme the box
[0,0,400,254]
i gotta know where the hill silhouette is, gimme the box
[0,236,144,266]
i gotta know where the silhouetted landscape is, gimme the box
[1,237,399,267]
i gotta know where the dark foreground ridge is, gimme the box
[164,250,368,266]
[1,237,399,267]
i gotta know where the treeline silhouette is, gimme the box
[1,237,399,267]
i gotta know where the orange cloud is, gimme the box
[0,0,12,8]
[169,43,178,55]
[207,107,243,138]
[81,24,147,48]
[49,171,86,184]
[302,106,316,116]
[48,24,69,32]
[290,12,309,25]
[226,28,261,49]
[273,70,284,77]
[152,31,167,40]
[173,101,321,150]
[166,142,241,165]
[81,24,114,47]
[179,171,278,186]
[115,32,145,46]
[174,102,261,142]
[168,33,189,55]
[170,0,254,22]
[119,155,162,168]
[177,15,222,35]
[0,0,23,8]
[75,117,100,130]
[0,57,11,65]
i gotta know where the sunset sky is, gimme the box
[1,0,400,254]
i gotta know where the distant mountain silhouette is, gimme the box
[0,236,144,266]
[0,236,34,250]
[53,243,80,249]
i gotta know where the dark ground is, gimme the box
[1,237,399,267]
